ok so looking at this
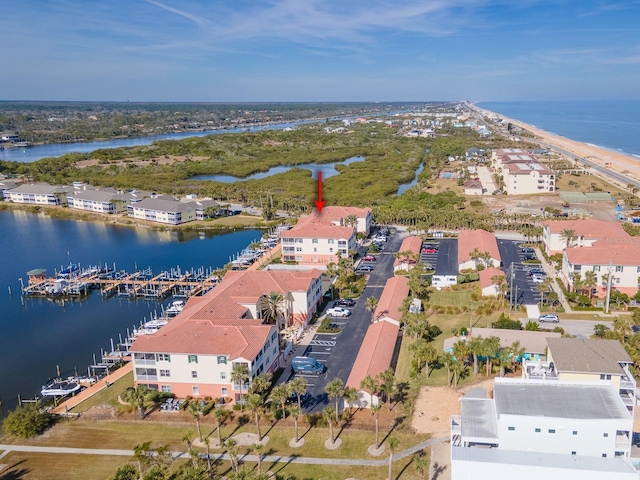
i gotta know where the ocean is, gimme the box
[477,100,640,160]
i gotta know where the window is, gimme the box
[296,247,302,252]
[221,387,228,396]
[312,238,318,244]
[328,239,334,244]
[573,264,581,271]
[571,451,576,456]
[191,371,198,379]
[220,372,227,380]
[572,430,578,435]
[600,374,612,380]
[637,266,640,273]
[329,248,333,253]
[295,238,303,243]
[594,266,600,272]
[602,454,607,458]
[296,256,303,261]
[508,426,515,431]
[615,266,623,272]
[157,353,171,362]
[159,369,170,377]
[548,429,556,434]
[535,428,541,433]
[188,355,198,364]
[192,386,199,395]
[313,247,317,253]
[603,433,609,437]
[161,385,172,393]
[217,356,227,364]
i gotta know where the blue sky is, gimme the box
[2,0,640,102]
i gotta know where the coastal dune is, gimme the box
[476,107,640,184]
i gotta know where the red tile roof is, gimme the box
[394,236,422,266]
[282,216,354,240]
[345,320,399,389]
[565,244,640,266]
[320,206,371,220]
[543,219,628,240]
[464,180,483,189]
[457,229,501,264]
[478,267,505,289]
[373,276,410,323]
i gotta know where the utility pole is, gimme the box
[509,263,515,312]
[605,260,613,314]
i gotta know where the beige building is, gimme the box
[319,206,373,235]
[542,219,629,254]
[67,188,128,214]
[128,198,197,225]
[6,182,70,205]
[478,267,506,297]
[492,148,555,195]
[393,236,422,272]
[457,229,501,272]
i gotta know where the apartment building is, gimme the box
[393,236,422,272]
[281,214,356,267]
[542,219,628,254]
[67,188,128,214]
[6,182,70,205]
[492,148,555,195]
[319,206,372,235]
[128,197,197,225]
[451,377,636,479]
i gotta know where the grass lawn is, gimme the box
[70,371,134,413]
[0,449,424,480]
[204,214,266,227]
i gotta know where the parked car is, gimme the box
[334,298,355,307]
[291,356,326,375]
[285,391,311,405]
[372,236,387,243]
[363,255,377,261]
[422,248,437,254]
[326,307,351,317]
[527,269,545,276]
[538,314,559,323]
[531,275,545,284]
[521,247,535,254]
[523,254,537,261]
[356,265,375,273]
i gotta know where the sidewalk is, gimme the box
[534,247,573,313]
[276,322,320,385]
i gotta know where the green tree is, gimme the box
[289,405,302,443]
[360,374,378,400]
[245,393,264,441]
[325,378,345,414]
[323,406,337,445]
[122,385,151,420]
[559,228,577,249]
[387,436,400,480]
[289,376,308,411]
[482,336,501,376]
[510,340,526,374]
[371,402,383,449]
[342,386,359,415]
[593,324,611,338]
[110,464,137,480]
[231,363,250,409]
[269,383,291,420]
[259,291,286,328]
[248,372,273,396]
[223,439,240,473]
[365,296,379,322]
[414,452,428,480]
[213,407,228,445]
[252,443,264,475]
[439,351,454,386]
[187,401,205,443]
[2,404,54,438]
[584,270,598,299]
[466,336,483,375]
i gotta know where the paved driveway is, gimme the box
[288,230,405,414]
[497,239,539,306]
[476,165,497,194]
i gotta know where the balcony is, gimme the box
[136,375,158,381]
[523,361,557,380]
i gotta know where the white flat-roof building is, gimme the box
[6,183,70,205]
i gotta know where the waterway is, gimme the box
[396,162,425,195]
[0,210,263,415]
[190,156,365,182]
[0,121,315,164]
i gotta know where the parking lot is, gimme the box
[497,238,542,306]
[284,229,407,414]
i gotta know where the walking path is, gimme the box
[0,436,448,467]
[534,247,573,313]
[51,363,133,415]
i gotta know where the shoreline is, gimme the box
[473,105,640,186]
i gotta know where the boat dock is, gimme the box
[21,265,222,300]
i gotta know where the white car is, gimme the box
[326,307,351,317]
[538,314,559,323]
[531,275,545,284]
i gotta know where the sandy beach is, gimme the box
[474,106,640,185]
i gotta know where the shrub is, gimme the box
[2,405,54,438]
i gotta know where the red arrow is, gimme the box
[314,171,326,213]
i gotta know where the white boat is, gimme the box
[165,300,186,317]
[41,379,82,396]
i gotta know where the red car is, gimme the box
[363,255,377,261]
[422,248,437,254]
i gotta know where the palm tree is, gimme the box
[410,338,437,379]
[259,291,286,328]
[252,443,264,474]
[125,385,150,420]
[269,383,291,420]
[223,439,239,473]
[245,393,264,441]
[482,336,501,376]
[325,378,345,414]
[360,374,378,404]
[509,340,526,374]
[584,270,597,299]
[414,453,428,480]
[342,386,359,415]
[387,436,400,480]
[467,336,483,376]
[231,363,249,409]
[371,403,383,449]
[439,352,454,386]
[365,296,379,322]
[289,405,302,443]
[249,372,273,396]
[323,406,337,445]
[187,401,205,443]
[451,358,466,388]
[571,272,584,295]
[213,407,227,445]
[289,377,308,411]
[559,228,576,249]
[496,348,511,377]
[345,214,358,231]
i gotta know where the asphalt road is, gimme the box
[553,319,613,339]
[288,230,405,414]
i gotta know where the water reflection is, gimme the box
[190,156,365,183]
